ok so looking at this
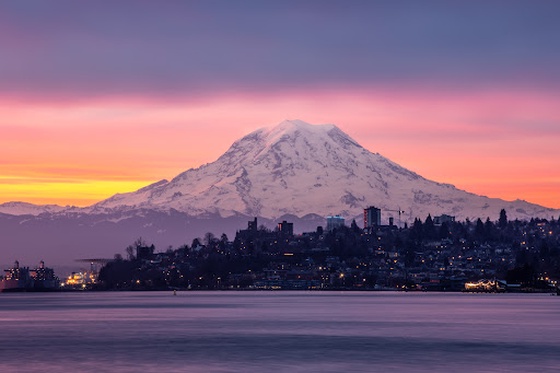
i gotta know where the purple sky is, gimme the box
[1,1,560,209]
[2,1,559,100]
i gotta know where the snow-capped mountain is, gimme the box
[0,201,67,216]
[2,119,559,265]
[92,119,557,223]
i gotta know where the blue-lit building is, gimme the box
[326,215,345,231]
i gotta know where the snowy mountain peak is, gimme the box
[262,119,335,141]
[259,119,358,150]
[224,119,364,168]
[2,119,558,266]
[92,119,558,222]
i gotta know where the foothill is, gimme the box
[96,207,560,293]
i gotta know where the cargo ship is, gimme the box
[0,260,59,292]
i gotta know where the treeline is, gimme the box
[97,210,560,290]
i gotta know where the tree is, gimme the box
[219,233,229,251]
[424,214,436,239]
[204,232,216,246]
[484,218,495,241]
[499,209,508,228]
[220,233,229,243]
[126,237,151,261]
[126,245,135,261]
[411,218,423,240]
[475,218,485,239]
[438,222,451,239]
[506,263,536,286]
[350,219,361,233]
[191,237,202,248]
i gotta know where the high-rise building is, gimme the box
[326,215,345,231]
[364,206,381,229]
[248,217,258,231]
[277,220,294,236]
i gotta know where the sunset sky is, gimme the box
[1,1,559,209]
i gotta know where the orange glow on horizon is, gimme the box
[0,176,155,207]
[1,89,560,209]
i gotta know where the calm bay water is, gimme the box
[0,291,559,372]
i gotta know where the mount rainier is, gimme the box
[1,119,557,265]
[88,119,555,222]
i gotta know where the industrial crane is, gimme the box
[385,208,406,227]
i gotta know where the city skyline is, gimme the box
[2,1,559,208]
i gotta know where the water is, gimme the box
[0,291,559,372]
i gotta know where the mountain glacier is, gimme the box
[83,119,556,224]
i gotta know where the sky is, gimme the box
[1,1,560,208]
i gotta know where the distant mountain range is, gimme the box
[1,119,558,265]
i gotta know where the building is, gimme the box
[434,214,456,226]
[364,206,381,229]
[248,217,258,231]
[326,215,345,231]
[278,220,294,236]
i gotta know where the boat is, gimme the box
[0,260,59,292]
[30,260,60,290]
[0,261,33,292]
[463,279,506,293]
